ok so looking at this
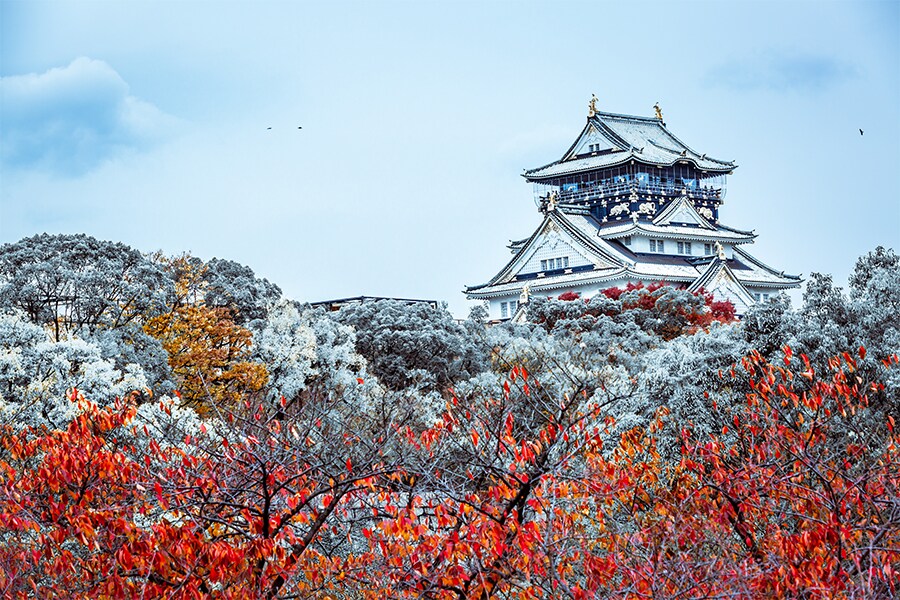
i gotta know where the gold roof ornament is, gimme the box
[653,102,664,121]
[715,241,727,260]
[519,283,531,305]
[588,94,599,118]
[546,190,559,212]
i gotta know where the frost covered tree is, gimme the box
[79,324,174,397]
[624,322,750,458]
[335,300,489,393]
[0,312,149,430]
[251,302,444,441]
[202,257,282,324]
[0,234,172,341]
[248,300,317,407]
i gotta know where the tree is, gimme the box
[144,256,266,415]
[336,300,489,393]
[202,257,282,324]
[2,348,896,598]
[361,347,900,599]
[673,348,900,597]
[0,383,407,597]
[248,300,318,408]
[0,312,150,430]
[0,234,172,342]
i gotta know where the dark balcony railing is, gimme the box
[534,179,725,206]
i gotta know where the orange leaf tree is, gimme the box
[360,348,900,599]
[144,254,267,415]
[0,386,407,598]
[1,348,896,599]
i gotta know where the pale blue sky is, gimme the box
[1,0,898,316]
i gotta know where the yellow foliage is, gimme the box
[144,254,267,416]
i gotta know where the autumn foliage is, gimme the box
[1,343,897,598]
[144,255,267,415]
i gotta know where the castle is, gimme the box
[466,99,801,320]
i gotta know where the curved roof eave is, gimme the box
[465,267,632,298]
[524,154,735,181]
[733,246,803,281]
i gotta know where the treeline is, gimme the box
[0,233,897,598]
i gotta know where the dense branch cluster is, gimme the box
[0,234,897,598]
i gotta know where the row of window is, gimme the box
[548,165,718,188]
[500,300,519,319]
[647,240,717,256]
[753,293,771,302]
[540,256,570,271]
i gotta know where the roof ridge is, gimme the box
[593,110,659,122]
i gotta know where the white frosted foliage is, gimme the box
[0,312,149,430]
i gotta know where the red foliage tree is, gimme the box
[2,349,896,598]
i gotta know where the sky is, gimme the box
[1,0,898,318]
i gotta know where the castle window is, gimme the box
[677,241,692,255]
[501,301,518,319]
[649,239,665,253]
[541,257,570,271]
[704,243,713,255]
[622,236,632,246]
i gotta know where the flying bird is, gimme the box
[859,129,864,136]
[267,127,272,130]
[298,126,303,129]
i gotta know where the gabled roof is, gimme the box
[732,246,802,286]
[652,195,716,229]
[525,110,734,181]
[466,266,628,298]
[687,257,756,313]
[465,210,630,294]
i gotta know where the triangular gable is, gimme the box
[551,211,636,268]
[484,213,624,287]
[565,123,621,159]
[519,230,594,273]
[653,196,716,229]
[688,259,756,314]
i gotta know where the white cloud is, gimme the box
[0,57,178,176]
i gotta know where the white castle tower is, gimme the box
[466,99,801,320]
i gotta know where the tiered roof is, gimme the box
[465,210,800,300]
[524,111,734,181]
[465,104,801,310]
